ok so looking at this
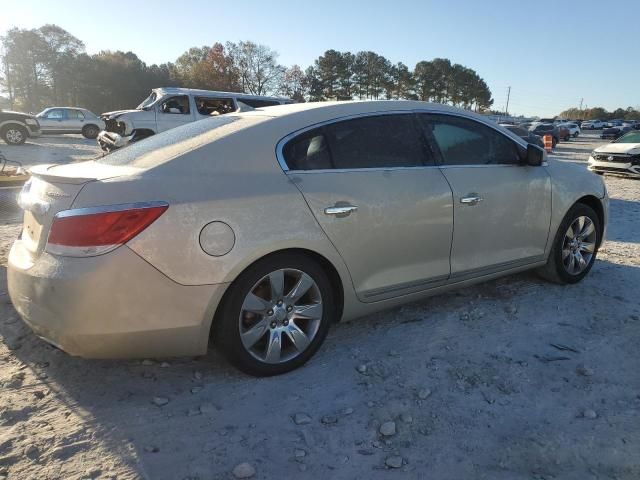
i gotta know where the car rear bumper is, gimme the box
[8,240,228,358]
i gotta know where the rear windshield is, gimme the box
[96,116,261,168]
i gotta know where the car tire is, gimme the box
[564,135,571,141]
[573,132,579,138]
[537,203,600,285]
[552,137,558,148]
[82,124,100,139]
[214,252,336,376]
[1,124,27,145]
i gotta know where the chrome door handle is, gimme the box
[460,195,483,206]
[324,205,358,216]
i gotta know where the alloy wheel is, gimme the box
[6,128,24,144]
[562,216,596,275]
[238,268,323,364]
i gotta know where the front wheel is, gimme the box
[1,125,27,145]
[573,132,579,138]
[537,203,600,284]
[214,253,335,376]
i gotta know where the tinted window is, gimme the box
[420,114,521,166]
[506,126,528,136]
[282,128,332,170]
[240,99,280,108]
[325,114,428,169]
[45,109,65,119]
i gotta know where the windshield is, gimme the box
[137,91,158,109]
[613,131,640,143]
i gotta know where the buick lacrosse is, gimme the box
[8,101,608,376]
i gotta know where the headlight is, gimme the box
[25,118,38,125]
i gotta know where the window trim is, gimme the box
[276,109,527,172]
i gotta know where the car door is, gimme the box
[38,108,66,132]
[419,113,551,278]
[64,109,85,132]
[156,95,194,132]
[279,113,454,302]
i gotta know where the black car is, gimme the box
[0,110,41,145]
[530,123,563,147]
[601,126,633,140]
[503,125,544,148]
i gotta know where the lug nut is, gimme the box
[286,306,293,312]
[277,300,283,306]
[270,321,277,328]
[267,309,274,316]
[283,320,289,326]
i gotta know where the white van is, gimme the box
[97,87,293,151]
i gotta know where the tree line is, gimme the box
[0,24,494,115]
[558,106,640,121]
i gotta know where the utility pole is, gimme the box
[579,98,584,111]
[505,86,511,117]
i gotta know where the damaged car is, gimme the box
[97,87,292,152]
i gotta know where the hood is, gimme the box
[1,110,36,119]
[101,109,144,119]
[594,142,640,155]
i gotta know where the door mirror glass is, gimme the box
[525,143,544,166]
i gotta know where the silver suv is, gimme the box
[97,87,292,152]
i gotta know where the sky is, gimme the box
[2,0,639,117]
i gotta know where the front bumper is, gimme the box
[588,158,640,177]
[8,241,228,358]
[26,125,41,138]
[97,130,131,152]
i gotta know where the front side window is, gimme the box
[160,95,190,115]
[45,109,65,120]
[420,114,521,166]
[195,97,235,116]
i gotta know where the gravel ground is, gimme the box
[0,133,639,480]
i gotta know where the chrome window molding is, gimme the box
[54,201,169,219]
[275,108,528,173]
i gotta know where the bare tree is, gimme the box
[227,41,284,95]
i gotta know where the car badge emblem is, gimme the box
[607,156,614,161]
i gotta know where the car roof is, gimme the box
[154,87,291,102]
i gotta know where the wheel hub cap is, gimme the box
[562,215,597,275]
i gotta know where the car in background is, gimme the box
[622,120,640,130]
[601,125,632,140]
[97,87,293,152]
[559,122,581,138]
[604,119,624,128]
[36,107,105,139]
[588,130,640,177]
[581,120,604,130]
[530,123,570,146]
[0,109,41,145]
[8,100,608,376]
[502,124,544,148]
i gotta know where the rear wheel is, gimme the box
[573,131,579,138]
[537,203,600,284]
[82,124,100,139]
[1,124,27,145]
[552,137,558,148]
[214,253,335,376]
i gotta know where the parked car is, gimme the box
[8,101,608,376]
[581,120,604,130]
[559,122,581,138]
[502,125,544,147]
[36,107,105,139]
[530,123,569,146]
[0,109,41,145]
[601,125,633,140]
[588,130,640,177]
[97,87,293,152]
[604,119,624,128]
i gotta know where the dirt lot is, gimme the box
[0,133,639,480]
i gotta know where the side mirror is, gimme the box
[525,143,544,166]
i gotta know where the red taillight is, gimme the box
[46,202,168,257]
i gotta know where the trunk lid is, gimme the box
[19,162,138,255]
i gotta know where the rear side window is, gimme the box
[420,114,521,166]
[281,114,430,170]
[67,110,85,120]
[195,97,235,116]
[282,128,332,170]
